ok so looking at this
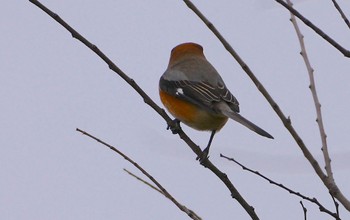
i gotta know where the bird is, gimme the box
[159,42,273,160]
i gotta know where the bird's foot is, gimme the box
[196,147,210,164]
[167,119,181,134]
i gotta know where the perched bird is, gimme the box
[159,42,273,159]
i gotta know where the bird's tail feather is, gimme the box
[217,103,274,139]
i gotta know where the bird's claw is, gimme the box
[167,119,181,134]
[196,147,210,164]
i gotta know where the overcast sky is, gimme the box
[2,1,350,219]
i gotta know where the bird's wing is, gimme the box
[159,77,240,114]
[159,77,274,139]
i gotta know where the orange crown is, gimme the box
[169,42,205,66]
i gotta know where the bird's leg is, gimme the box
[197,130,216,162]
[167,119,181,134]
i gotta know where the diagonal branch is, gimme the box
[76,128,201,220]
[274,0,350,57]
[28,0,201,157]
[29,0,260,218]
[124,168,164,195]
[182,0,350,211]
[220,154,340,219]
[330,0,350,29]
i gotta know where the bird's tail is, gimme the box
[217,103,274,139]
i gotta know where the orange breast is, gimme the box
[159,89,228,131]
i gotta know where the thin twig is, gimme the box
[220,154,340,219]
[274,0,350,57]
[76,128,202,220]
[286,0,334,188]
[124,168,164,195]
[300,201,307,220]
[331,193,340,218]
[331,0,350,29]
[183,0,350,211]
[28,1,260,218]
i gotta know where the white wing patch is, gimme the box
[176,88,184,96]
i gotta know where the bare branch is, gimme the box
[124,168,164,195]
[28,1,181,148]
[76,128,201,220]
[300,201,307,220]
[220,154,340,219]
[123,168,202,220]
[331,193,341,217]
[274,0,350,57]
[183,0,350,211]
[331,0,350,29]
[29,0,261,218]
[287,0,334,186]
[287,0,350,211]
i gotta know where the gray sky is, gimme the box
[2,1,350,219]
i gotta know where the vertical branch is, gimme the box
[331,193,340,218]
[286,0,334,184]
[300,201,307,220]
[287,0,350,212]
